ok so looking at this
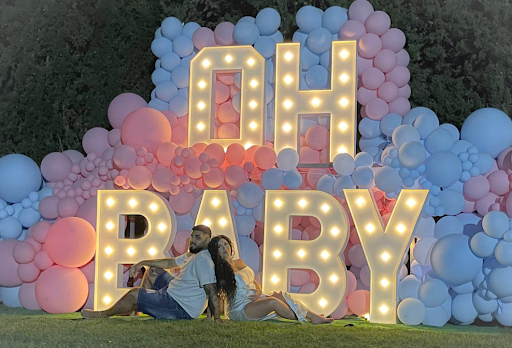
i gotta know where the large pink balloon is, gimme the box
[254,146,276,170]
[225,165,247,189]
[0,239,22,286]
[488,170,510,195]
[152,167,174,192]
[218,123,239,139]
[45,217,96,268]
[192,27,216,50]
[156,142,178,166]
[347,289,370,315]
[366,97,389,120]
[82,127,111,157]
[76,197,97,229]
[225,144,245,165]
[113,145,137,169]
[213,22,235,45]
[121,108,172,154]
[38,196,59,220]
[57,196,80,218]
[348,0,374,23]
[169,190,195,214]
[108,93,147,129]
[218,101,239,123]
[19,281,41,310]
[305,125,329,150]
[373,49,397,73]
[41,152,73,182]
[35,265,88,313]
[362,67,385,90]
[365,11,391,36]
[205,143,226,163]
[127,165,152,189]
[358,33,382,59]
[203,167,225,188]
[12,241,36,264]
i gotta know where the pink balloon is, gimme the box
[357,56,373,77]
[365,11,391,36]
[298,281,316,294]
[347,289,370,316]
[346,270,357,295]
[398,84,411,99]
[113,145,137,169]
[192,27,216,50]
[304,225,320,240]
[305,125,329,150]
[12,242,36,264]
[348,0,374,23]
[121,108,172,154]
[161,110,178,128]
[396,49,410,66]
[45,217,96,268]
[218,101,239,123]
[217,73,235,85]
[388,97,410,116]
[108,93,147,129]
[331,299,349,319]
[358,33,382,59]
[290,269,311,287]
[171,125,188,146]
[127,165,152,190]
[82,127,110,157]
[226,143,245,165]
[254,146,276,170]
[41,152,73,182]
[76,197,97,229]
[173,230,191,255]
[24,237,42,253]
[204,143,226,164]
[306,168,328,189]
[35,265,88,313]
[215,81,230,104]
[362,67,385,90]
[365,98,389,120]
[0,239,22,287]
[108,128,122,147]
[381,28,406,53]
[184,156,202,179]
[373,49,397,73]
[463,176,490,201]
[34,250,54,271]
[17,262,40,283]
[386,66,410,88]
[83,283,95,310]
[57,196,80,218]
[488,170,510,196]
[218,123,239,139]
[357,87,378,106]
[475,193,499,216]
[213,22,235,45]
[152,167,174,192]
[203,167,225,188]
[63,150,84,164]
[39,196,59,220]
[80,260,95,283]
[19,281,41,310]
[225,165,247,189]
[377,81,399,102]
[339,20,367,41]
[169,190,195,214]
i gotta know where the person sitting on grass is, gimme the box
[81,225,222,322]
[208,235,333,324]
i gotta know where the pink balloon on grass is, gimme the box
[82,127,110,157]
[0,239,22,287]
[362,67,385,90]
[381,28,406,53]
[339,20,367,41]
[365,11,391,35]
[254,146,276,170]
[366,97,389,120]
[19,281,41,310]
[192,27,216,50]
[358,33,382,59]
[331,300,349,319]
[41,152,73,182]
[357,87,378,106]
[347,289,370,315]
[226,144,246,165]
[108,93,147,129]
[127,165,152,190]
[305,125,329,150]
[121,108,172,154]
[213,22,235,45]
[12,241,36,264]
[378,81,399,102]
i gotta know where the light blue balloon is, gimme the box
[0,154,41,204]
[232,92,241,113]
[160,52,181,72]
[172,35,194,58]
[300,46,320,70]
[284,169,302,189]
[434,216,463,239]
[439,123,459,141]
[155,27,162,38]
[359,136,386,151]
[352,166,374,188]
[398,141,425,169]
[170,67,189,88]
[305,65,328,89]
[148,98,169,112]
[151,37,173,58]
[18,208,40,228]
[322,6,348,34]
[292,29,308,45]
[266,59,275,83]
[319,51,330,69]
[161,17,183,40]
[413,112,440,139]
[155,59,161,69]
[398,298,426,325]
[182,22,200,38]
[276,148,299,171]
[254,37,276,59]
[255,8,281,36]
[451,293,478,323]
[306,27,332,54]
[474,152,494,175]
[235,215,256,236]
[470,232,498,258]
[419,279,449,308]
[473,290,498,315]
[402,107,436,125]
[155,81,178,102]
[495,240,512,266]
[296,6,322,33]
[37,187,53,200]
[461,108,512,158]
[380,113,402,137]
[151,68,171,85]
[358,118,381,138]
[177,87,189,99]
[425,151,462,188]
[392,125,421,148]
[422,306,449,327]
[233,21,260,45]
[426,128,455,153]
[482,211,508,239]
[333,175,355,198]
[168,96,188,117]
[316,174,336,195]
[354,152,373,168]
[261,168,284,190]
[238,16,255,23]
[176,213,194,231]
[437,189,464,216]
[374,166,402,193]
[237,183,264,209]
[399,275,421,300]
[239,236,260,272]
[269,30,284,43]
[0,216,23,239]
[450,140,472,156]
[333,153,355,175]
[252,202,264,222]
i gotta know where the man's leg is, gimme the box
[81,287,140,319]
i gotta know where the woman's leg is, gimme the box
[81,288,140,318]
[243,297,298,320]
[269,291,333,324]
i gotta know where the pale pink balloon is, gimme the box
[171,125,187,146]
[80,260,95,283]
[304,225,320,240]
[39,196,59,220]
[63,150,84,164]
[365,11,391,36]
[217,73,235,85]
[217,123,238,139]
[348,0,374,23]
[398,84,411,98]
[35,265,88,313]
[113,145,137,169]
[373,49,397,73]
[306,168,328,189]
[488,170,510,195]
[204,143,225,164]
[41,152,73,182]
[19,281,41,310]
[152,167,173,192]
[173,230,191,255]
[347,289,370,316]
[17,262,40,283]
[298,281,316,294]
[377,81,399,102]
[121,108,172,154]
[184,156,202,179]
[362,67,385,90]
[305,125,329,150]
[365,97,389,120]
[309,270,320,285]
[386,66,410,87]
[218,101,239,123]
[12,242,36,264]
[357,56,373,77]
[346,270,357,295]
[108,128,122,147]
[475,192,499,216]
[290,269,311,287]
[357,87,378,106]
[358,33,382,59]
[76,197,97,229]
[226,143,245,165]
[24,237,42,253]
[0,239,22,287]
[381,28,406,53]
[169,190,195,214]
[224,165,247,189]
[203,167,225,188]
[45,217,96,268]
[108,93,147,129]
[34,250,54,271]
[127,165,152,190]
[360,105,368,118]
[254,146,276,170]
[339,20,367,41]
[57,197,80,218]
[244,145,259,163]
[464,176,490,201]
[83,283,94,310]
[161,110,178,128]
[215,81,230,104]
[396,49,410,66]
[192,27,216,50]
[213,22,235,45]
[82,127,110,157]
[388,97,410,116]
[192,142,208,154]
[331,300,349,319]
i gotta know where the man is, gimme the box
[81,225,222,321]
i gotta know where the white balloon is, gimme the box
[398,298,426,325]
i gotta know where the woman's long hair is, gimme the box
[208,235,237,302]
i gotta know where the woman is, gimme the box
[208,235,333,324]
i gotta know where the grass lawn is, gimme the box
[1,304,511,348]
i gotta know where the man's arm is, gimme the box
[129,258,179,277]
[203,283,222,322]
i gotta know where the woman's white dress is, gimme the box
[226,266,308,322]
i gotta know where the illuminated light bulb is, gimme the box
[396,224,406,233]
[247,58,255,66]
[406,198,417,208]
[273,250,282,258]
[381,252,390,261]
[127,247,135,256]
[271,275,279,284]
[197,101,206,110]
[321,204,330,212]
[203,219,211,227]
[339,122,348,131]
[244,142,252,150]
[106,198,115,206]
[283,99,293,109]
[212,198,220,206]
[103,296,112,305]
[380,278,390,287]
[250,79,258,88]
[380,305,389,314]
[284,52,293,61]
[202,59,210,68]
[150,203,158,211]
[284,75,293,84]
[219,217,228,227]
[249,100,257,109]
[356,197,365,206]
[311,97,320,107]
[319,298,327,307]
[330,274,339,283]
[104,246,113,255]
[158,223,166,232]
[283,123,292,132]
[298,199,307,208]
[197,122,205,131]
[274,225,283,233]
[198,80,206,89]
[128,199,137,207]
[331,227,340,236]
[338,146,347,154]
[106,222,115,230]
[340,73,349,83]
[274,199,283,208]
[148,247,157,256]
[340,50,349,59]
[339,98,349,107]
[249,121,257,130]
[321,250,330,259]
[104,271,113,280]
[297,249,306,258]
[365,223,375,233]
[225,54,233,63]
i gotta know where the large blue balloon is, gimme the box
[161,17,183,40]
[172,35,194,58]
[0,154,41,203]
[233,21,260,45]
[296,6,322,33]
[398,141,425,169]
[261,168,285,190]
[255,8,281,36]
[305,65,328,89]
[358,118,381,138]
[254,37,275,59]
[425,151,462,188]
[392,125,420,148]
[322,6,347,34]
[402,107,436,125]
[425,128,455,153]
[237,183,264,209]
[306,27,332,54]
[239,236,260,272]
[413,112,439,139]
[151,37,173,58]
[375,166,402,193]
[437,189,464,216]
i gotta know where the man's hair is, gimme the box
[192,224,212,237]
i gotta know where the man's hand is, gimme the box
[203,283,221,322]
[248,289,262,301]
[129,262,143,278]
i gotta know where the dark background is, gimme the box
[1,0,511,162]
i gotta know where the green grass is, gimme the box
[1,305,511,348]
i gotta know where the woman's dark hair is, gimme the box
[208,235,237,302]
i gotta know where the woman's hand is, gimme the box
[248,289,262,301]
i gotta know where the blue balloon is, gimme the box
[172,35,194,58]
[402,107,436,125]
[392,125,421,148]
[0,155,41,204]
[418,279,449,308]
[470,232,499,258]
[413,112,440,139]
[161,17,183,40]
[170,67,189,88]
[399,275,421,300]
[461,108,512,158]
[155,81,178,102]
[266,59,274,83]
[425,151,462,188]
[380,113,402,137]
[148,98,169,111]
[359,136,386,151]
[167,96,188,117]
[355,152,374,168]
[177,87,189,99]
[482,211,509,239]
[269,30,284,43]
[439,123,459,141]
[239,237,260,272]
[151,37,173,58]
[333,153,355,175]
[182,22,200,38]
[151,68,171,85]
[322,6,348,34]
[233,21,260,45]
[358,118,381,138]
[232,92,241,113]
[255,8,281,36]
[352,166,374,188]
[474,152,494,175]
[398,141,426,169]
[160,52,181,72]
[238,16,255,23]
[333,175,355,198]
[305,65,328,89]
[18,208,40,228]
[292,29,308,45]
[155,27,162,38]
[296,6,322,33]
[434,216,463,239]
[284,169,302,189]
[425,128,455,153]
[237,183,264,209]
[235,215,256,236]
[450,140,472,156]
[155,59,161,69]
[319,51,330,69]
[375,166,402,193]
[276,148,299,171]
[254,37,275,59]
[316,174,336,195]
[261,168,285,190]
[300,46,320,71]
[306,27,332,54]
[0,216,22,239]
[398,298,426,325]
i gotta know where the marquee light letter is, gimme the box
[188,46,266,149]
[95,190,176,311]
[344,189,428,324]
[195,190,240,258]
[263,190,349,315]
[274,41,357,161]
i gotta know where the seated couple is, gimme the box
[82,225,332,324]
